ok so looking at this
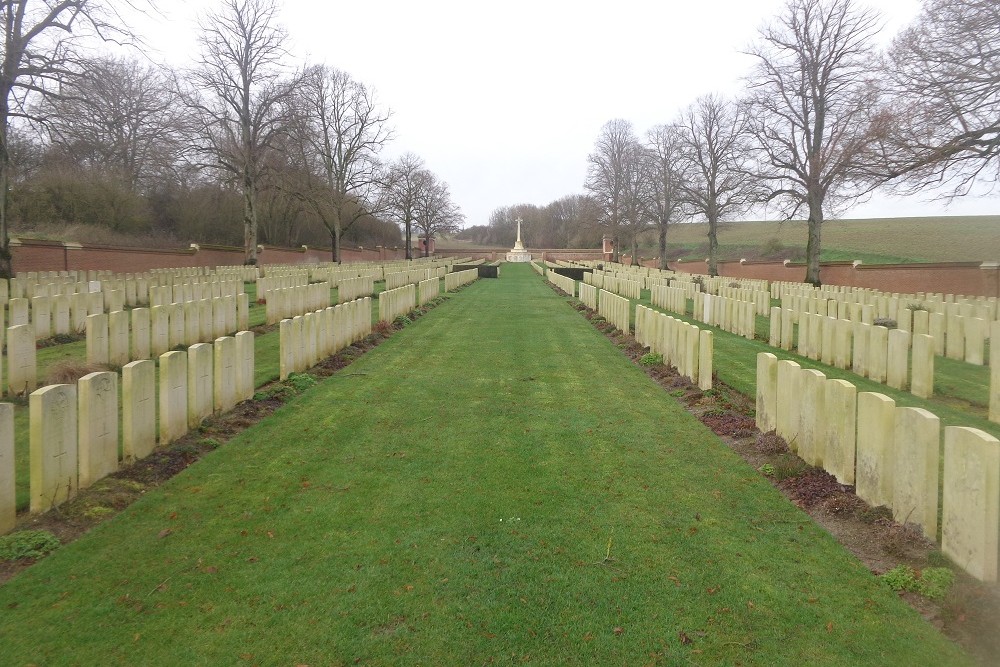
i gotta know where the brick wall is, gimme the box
[10,239,406,274]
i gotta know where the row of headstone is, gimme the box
[264,283,331,325]
[584,272,641,300]
[84,295,248,368]
[635,305,713,390]
[767,308,936,399]
[256,274,309,304]
[756,352,999,582]
[444,269,478,292]
[578,282,598,310]
[417,277,440,306]
[650,284,686,316]
[530,261,544,276]
[385,267,446,291]
[378,284,417,323]
[338,276,375,304]
[716,285,771,316]
[148,280,243,308]
[693,293,756,340]
[0,334,255,533]
[597,289,630,334]
[546,271,576,297]
[278,298,372,380]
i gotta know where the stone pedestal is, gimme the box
[505,251,532,262]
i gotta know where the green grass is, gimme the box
[0,264,970,665]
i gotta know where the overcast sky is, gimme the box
[133,0,996,228]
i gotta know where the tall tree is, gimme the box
[676,95,757,276]
[644,124,687,270]
[294,64,392,263]
[41,55,185,192]
[878,0,1000,194]
[414,171,462,256]
[745,0,882,285]
[386,152,425,260]
[585,119,642,263]
[186,0,296,265]
[0,0,149,277]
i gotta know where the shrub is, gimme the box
[0,530,61,561]
[905,303,929,312]
[44,360,109,386]
[728,281,741,289]
[285,373,317,392]
[879,565,955,600]
[873,317,897,329]
[759,463,776,477]
[638,352,663,366]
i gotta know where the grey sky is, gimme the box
[135,0,996,228]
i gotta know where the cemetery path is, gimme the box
[0,264,971,665]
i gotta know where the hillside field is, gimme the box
[662,216,1000,264]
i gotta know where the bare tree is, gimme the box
[41,55,185,192]
[0,1,152,277]
[585,119,642,263]
[745,0,882,285]
[878,0,1000,195]
[292,64,392,263]
[644,124,687,270]
[676,95,757,276]
[386,152,425,260]
[185,0,296,265]
[414,171,462,256]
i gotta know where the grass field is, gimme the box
[0,264,970,665]
[657,216,1000,264]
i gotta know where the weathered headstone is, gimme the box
[698,329,713,391]
[893,407,940,540]
[941,426,999,582]
[77,372,118,488]
[776,360,801,450]
[798,369,827,466]
[187,343,214,428]
[213,336,237,413]
[911,334,935,399]
[7,324,37,395]
[29,384,77,512]
[158,351,188,445]
[824,379,857,485]
[886,329,910,390]
[755,352,778,433]
[868,325,888,384]
[108,310,130,367]
[236,331,255,401]
[0,404,14,533]
[122,360,156,462]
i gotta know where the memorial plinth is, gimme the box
[505,217,532,262]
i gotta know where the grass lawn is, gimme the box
[0,264,969,665]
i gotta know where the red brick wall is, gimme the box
[10,239,405,274]
[662,259,1000,297]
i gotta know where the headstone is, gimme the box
[893,407,940,540]
[941,426,1000,582]
[150,305,170,357]
[213,336,237,413]
[824,379,857,485]
[108,310,130,367]
[131,308,151,360]
[776,360,802,450]
[53,295,71,336]
[29,384,77,512]
[7,324,37,396]
[237,293,249,331]
[698,330,713,391]
[886,329,910,390]
[169,304,185,348]
[911,334,935,399]
[929,311,946,355]
[912,309,929,337]
[780,308,794,350]
[965,317,986,365]
[236,331,255,401]
[821,316,835,365]
[77,372,118,488]
[86,313,110,366]
[945,315,964,360]
[187,343,214,428]
[798,369,827,467]
[184,301,201,346]
[755,353,778,433]
[158,351,188,445]
[852,321,869,378]
[0,404,14,534]
[992,321,1000,424]
[8,298,28,327]
[122,360,156,462]
[868,325,888,384]
[199,299,214,342]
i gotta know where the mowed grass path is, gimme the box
[0,264,969,665]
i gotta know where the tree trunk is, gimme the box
[0,116,12,279]
[630,236,639,266]
[707,214,719,277]
[805,194,824,286]
[243,173,257,266]
[423,234,430,258]
[330,230,337,262]
[404,219,412,260]
[658,223,668,271]
[333,219,342,264]
[612,234,620,263]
